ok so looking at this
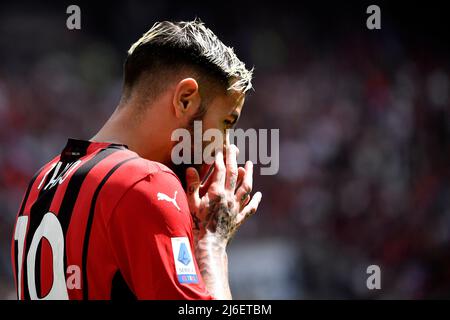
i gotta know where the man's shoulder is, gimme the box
[96,150,184,213]
[107,149,180,186]
[99,151,191,233]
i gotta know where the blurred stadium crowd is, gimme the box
[0,2,448,299]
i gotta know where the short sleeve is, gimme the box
[107,170,213,300]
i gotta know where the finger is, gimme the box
[236,191,262,226]
[208,148,226,197]
[200,163,214,184]
[235,161,253,206]
[236,167,250,209]
[199,179,212,198]
[185,167,201,207]
[225,144,238,192]
[199,164,214,197]
[236,167,245,190]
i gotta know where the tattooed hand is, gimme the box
[184,144,262,300]
[185,144,262,246]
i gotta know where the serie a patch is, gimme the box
[171,237,199,284]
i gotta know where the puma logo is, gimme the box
[157,191,181,211]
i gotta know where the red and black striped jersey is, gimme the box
[11,138,212,300]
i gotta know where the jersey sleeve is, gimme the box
[107,169,213,300]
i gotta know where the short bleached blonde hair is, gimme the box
[124,19,253,95]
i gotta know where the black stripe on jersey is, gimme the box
[111,271,137,300]
[14,235,19,300]
[82,156,138,299]
[34,240,43,298]
[18,165,46,216]
[23,162,60,300]
[14,165,45,299]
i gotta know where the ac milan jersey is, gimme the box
[11,138,212,300]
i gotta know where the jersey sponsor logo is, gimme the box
[178,242,191,265]
[170,237,198,284]
[157,191,181,211]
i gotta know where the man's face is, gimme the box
[172,90,245,187]
[201,91,245,140]
[197,91,245,179]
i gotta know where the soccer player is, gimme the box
[11,20,262,300]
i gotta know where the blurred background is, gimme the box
[0,1,449,299]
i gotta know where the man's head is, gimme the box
[123,19,253,102]
[99,19,253,183]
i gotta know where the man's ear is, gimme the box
[173,78,200,118]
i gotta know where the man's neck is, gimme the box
[91,106,170,165]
